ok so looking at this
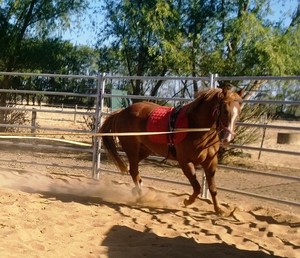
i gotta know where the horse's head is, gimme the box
[214,87,244,145]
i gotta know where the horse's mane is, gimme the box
[186,88,222,114]
[186,88,242,114]
[195,88,223,101]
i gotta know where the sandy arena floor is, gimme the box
[0,107,299,258]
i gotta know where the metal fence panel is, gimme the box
[0,72,299,207]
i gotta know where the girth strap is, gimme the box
[167,104,182,158]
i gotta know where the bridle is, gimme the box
[212,102,236,137]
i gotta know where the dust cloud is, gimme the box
[0,168,176,209]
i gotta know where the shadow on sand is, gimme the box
[102,225,281,258]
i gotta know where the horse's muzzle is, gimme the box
[219,129,236,145]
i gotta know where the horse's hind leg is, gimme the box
[119,138,150,195]
[179,162,201,206]
[128,159,143,195]
[130,145,152,195]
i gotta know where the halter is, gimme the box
[212,104,236,137]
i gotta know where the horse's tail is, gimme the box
[99,112,128,173]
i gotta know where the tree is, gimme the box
[10,39,98,104]
[0,0,88,129]
[0,0,88,72]
[185,0,300,94]
[97,0,187,97]
[97,0,299,97]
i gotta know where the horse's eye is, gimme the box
[221,104,228,114]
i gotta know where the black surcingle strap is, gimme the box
[167,104,182,158]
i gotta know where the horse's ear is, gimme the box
[237,88,245,98]
[222,87,229,97]
[194,90,200,98]
[220,82,233,97]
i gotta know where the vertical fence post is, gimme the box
[258,114,268,160]
[209,74,215,88]
[92,73,106,179]
[31,108,37,136]
[214,74,219,88]
[201,74,218,199]
[74,104,77,123]
[201,172,209,199]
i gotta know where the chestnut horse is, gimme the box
[100,88,244,214]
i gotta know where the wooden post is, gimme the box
[74,104,77,123]
[258,114,267,160]
[31,109,37,136]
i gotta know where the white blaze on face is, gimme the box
[222,106,239,144]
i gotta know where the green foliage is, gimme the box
[260,80,300,119]
[0,0,93,128]
[98,0,188,96]
[96,0,299,96]
[0,0,299,99]
[0,0,88,72]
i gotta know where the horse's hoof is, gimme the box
[183,198,191,206]
[215,208,224,216]
[132,187,142,197]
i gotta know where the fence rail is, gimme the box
[231,144,300,156]
[236,122,300,131]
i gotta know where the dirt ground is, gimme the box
[0,107,299,258]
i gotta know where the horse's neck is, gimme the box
[188,100,217,129]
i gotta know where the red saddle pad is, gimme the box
[147,106,188,144]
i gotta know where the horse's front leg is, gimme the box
[179,162,201,206]
[204,164,223,215]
